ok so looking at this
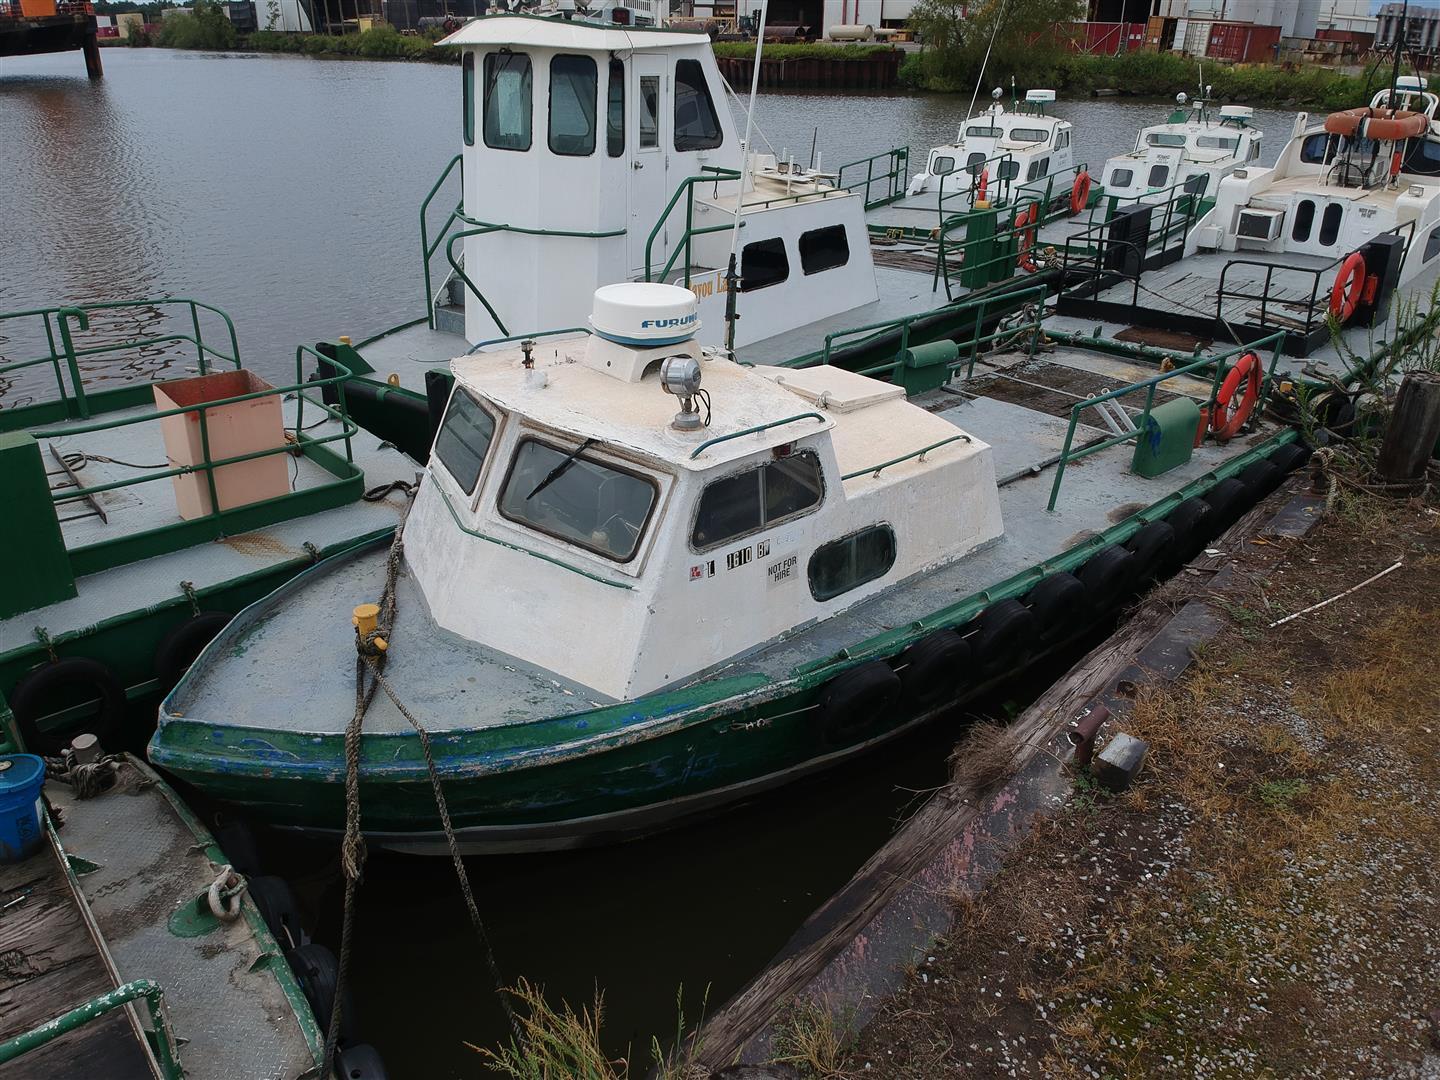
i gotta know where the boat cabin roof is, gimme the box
[440,11,706,51]
[453,336,837,471]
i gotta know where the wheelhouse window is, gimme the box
[462,53,475,146]
[1025,156,1049,181]
[932,155,956,175]
[606,58,625,157]
[1146,132,1187,147]
[965,152,987,172]
[1147,164,1169,188]
[434,389,496,495]
[1056,130,1070,149]
[484,52,532,152]
[1249,139,1262,161]
[1318,202,1343,246]
[674,59,722,151]
[498,437,657,562]
[1301,132,1336,165]
[966,125,1001,138]
[1010,127,1047,144]
[1196,135,1238,150]
[799,225,849,275]
[1291,198,1315,242]
[639,75,659,149]
[549,54,597,157]
[1183,173,1207,196]
[1109,167,1134,188]
[741,237,788,292]
[691,451,824,551]
[808,524,896,602]
[1404,136,1440,176]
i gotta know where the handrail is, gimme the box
[0,979,181,1078]
[434,482,633,589]
[467,326,589,355]
[840,434,971,481]
[688,412,826,459]
[419,153,465,331]
[835,146,909,210]
[1046,332,1287,512]
[0,299,242,423]
[1214,254,1340,338]
[644,166,742,285]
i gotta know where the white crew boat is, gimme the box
[1099,94,1263,205]
[907,89,1075,202]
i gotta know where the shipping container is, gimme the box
[1206,21,1283,63]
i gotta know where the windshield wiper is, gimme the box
[526,438,597,501]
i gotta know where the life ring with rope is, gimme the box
[1015,205,1039,272]
[1070,170,1092,215]
[1329,250,1368,323]
[1210,350,1262,442]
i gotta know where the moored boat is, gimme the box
[1097,92,1262,205]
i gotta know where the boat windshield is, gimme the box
[434,389,497,495]
[1146,133,1187,147]
[499,437,657,562]
[1009,128,1048,143]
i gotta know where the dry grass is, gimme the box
[947,720,1024,795]
[771,999,854,1078]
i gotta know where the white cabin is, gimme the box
[440,14,878,351]
[907,89,1075,201]
[1101,98,1262,204]
[404,284,1004,700]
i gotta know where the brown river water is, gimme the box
[1,46,1298,1076]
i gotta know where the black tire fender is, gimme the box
[1078,546,1138,612]
[1024,571,1087,645]
[154,611,232,691]
[247,875,308,952]
[1238,458,1283,500]
[897,631,968,709]
[288,943,356,1045]
[1125,520,1177,588]
[9,657,126,756]
[1202,476,1251,537]
[1268,442,1310,475]
[813,661,901,748]
[971,598,1038,679]
[1165,497,1214,564]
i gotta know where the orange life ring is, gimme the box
[1070,170,1092,216]
[1210,351,1261,442]
[975,166,989,203]
[1015,205,1038,271]
[1329,251,1367,322]
[1322,106,1429,142]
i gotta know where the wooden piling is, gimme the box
[82,30,103,78]
[1376,371,1440,487]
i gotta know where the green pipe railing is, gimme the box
[841,434,972,481]
[835,146,910,210]
[644,166,742,286]
[419,153,465,331]
[1046,331,1287,512]
[0,299,241,423]
[466,326,589,355]
[688,412,826,459]
[0,978,181,1078]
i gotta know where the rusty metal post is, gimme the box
[1066,703,1110,768]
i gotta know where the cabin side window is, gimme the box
[965,152,986,172]
[1196,135,1238,150]
[1425,224,1440,262]
[1147,164,1169,188]
[1291,199,1315,242]
[1010,127,1047,144]
[1249,139,1261,161]
[462,53,475,146]
[1147,133,1187,147]
[996,159,1019,181]
[607,58,625,157]
[639,75,660,148]
[966,125,1001,138]
[932,155,956,175]
[549,54,597,157]
[690,451,824,551]
[1056,130,1070,149]
[808,524,896,602]
[1318,202,1343,247]
[1183,173,1207,196]
[484,52,533,152]
[1403,136,1440,176]
[674,59,722,152]
[1300,132,1335,165]
[498,437,658,562]
[434,389,497,495]
[1108,167,1133,188]
[799,225,850,275]
[1025,156,1050,181]
[740,238,789,292]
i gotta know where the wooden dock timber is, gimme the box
[0,826,156,1079]
[715,52,901,91]
[689,480,1325,1069]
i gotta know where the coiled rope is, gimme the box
[323,508,520,1073]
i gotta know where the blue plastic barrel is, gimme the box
[0,754,47,863]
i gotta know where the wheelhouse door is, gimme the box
[628,56,670,280]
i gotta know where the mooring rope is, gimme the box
[323,507,520,1074]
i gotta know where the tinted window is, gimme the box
[1147,133,1187,147]
[462,52,475,147]
[1249,139,1261,161]
[741,238,788,292]
[966,125,1001,137]
[799,225,849,275]
[1147,164,1169,187]
[499,438,656,562]
[1300,132,1334,164]
[1318,202,1343,246]
[674,58,722,151]
[549,54,596,156]
[996,159,1019,180]
[484,52,532,152]
[966,152,987,172]
[1426,225,1440,262]
[1404,136,1440,176]
[932,154,956,175]
[434,389,496,495]
[606,59,625,157]
[1056,130,1069,148]
[1291,198,1315,242]
[1196,135,1238,150]
[691,452,823,550]
[1109,167,1133,187]
[1183,173,1208,195]
[639,75,659,148]
[1010,127,1047,143]
[808,525,897,602]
